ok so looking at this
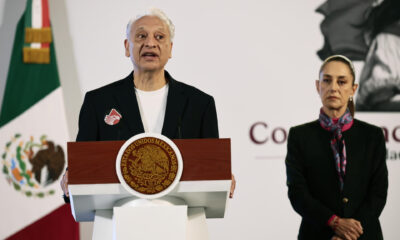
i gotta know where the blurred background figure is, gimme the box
[316,0,400,111]
[355,0,400,111]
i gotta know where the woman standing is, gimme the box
[285,55,388,240]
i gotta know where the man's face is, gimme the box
[125,16,173,72]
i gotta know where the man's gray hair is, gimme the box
[126,8,175,41]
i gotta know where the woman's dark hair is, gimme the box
[319,55,356,117]
[364,0,400,39]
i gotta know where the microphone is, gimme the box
[177,117,182,139]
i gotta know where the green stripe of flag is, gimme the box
[24,0,32,28]
[24,0,32,48]
[0,12,60,128]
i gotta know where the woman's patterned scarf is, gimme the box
[319,108,353,191]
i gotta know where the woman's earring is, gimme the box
[349,96,353,102]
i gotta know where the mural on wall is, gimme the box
[317,0,400,111]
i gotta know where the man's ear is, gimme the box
[124,39,130,57]
[169,42,173,58]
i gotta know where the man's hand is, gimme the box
[333,218,363,240]
[230,174,236,198]
[60,170,69,197]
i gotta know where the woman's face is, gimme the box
[316,61,358,114]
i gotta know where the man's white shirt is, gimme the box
[135,84,169,134]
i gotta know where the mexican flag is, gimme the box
[0,0,78,239]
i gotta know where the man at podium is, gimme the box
[61,8,234,202]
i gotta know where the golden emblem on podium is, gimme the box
[116,133,183,199]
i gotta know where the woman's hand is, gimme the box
[333,217,363,240]
[60,170,69,197]
[331,236,344,240]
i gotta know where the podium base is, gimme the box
[187,207,209,240]
[92,210,113,240]
[92,197,209,240]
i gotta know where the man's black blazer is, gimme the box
[76,71,219,141]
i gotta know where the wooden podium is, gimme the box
[67,138,231,240]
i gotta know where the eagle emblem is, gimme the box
[120,137,179,195]
[1,134,65,198]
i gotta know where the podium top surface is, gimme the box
[68,138,231,184]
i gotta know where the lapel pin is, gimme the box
[104,108,122,126]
